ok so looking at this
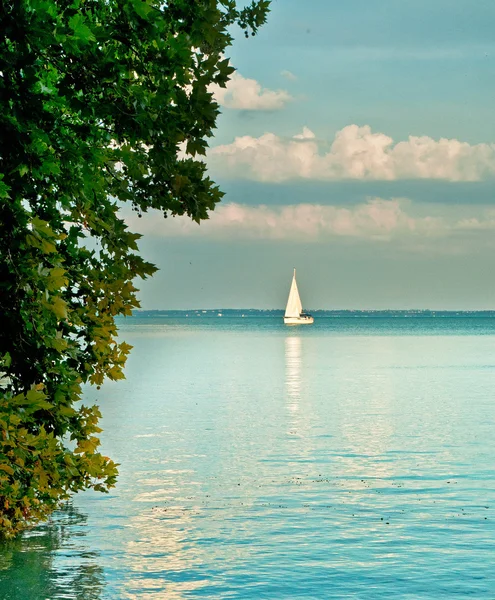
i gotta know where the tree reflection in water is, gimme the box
[0,503,104,600]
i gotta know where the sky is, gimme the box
[132,0,495,310]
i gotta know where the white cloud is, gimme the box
[125,198,495,255]
[293,127,316,140]
[210,72,292,111]
[208,124,495,182]
[281,70,297,81]
[127,198,493,245]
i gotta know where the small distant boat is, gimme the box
[284,269,314,325]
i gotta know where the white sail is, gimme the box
[285,269,303,318]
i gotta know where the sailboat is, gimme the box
[284,269,314,325]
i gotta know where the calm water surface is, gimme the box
[2,316,495,599]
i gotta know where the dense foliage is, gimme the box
[0,0,270,537]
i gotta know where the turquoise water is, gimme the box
[2,315,495,599]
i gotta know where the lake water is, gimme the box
[2,315,495,599]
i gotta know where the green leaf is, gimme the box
[0,0,270,538]
[131,0,153,19]
[0,175,11,198]
[3,352,11,368]
[68,14,96,43]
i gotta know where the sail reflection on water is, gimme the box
[283,335,317,463]
[285,336,302,412]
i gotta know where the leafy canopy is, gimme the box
[0,0,270,537]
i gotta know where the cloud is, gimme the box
[281,70,297,81]
[210,72,292,111]
[125,197,495,257]
[208,125,495,182]
[127,198,495,246]
[293,127,316,140]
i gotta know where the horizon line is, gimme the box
[130,308,495,313]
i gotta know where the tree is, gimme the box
[0,0,270,537]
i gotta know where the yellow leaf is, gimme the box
[32,217,54,236]
[0,464,14,476]
[26,388,47,403]
[47,267,68,290]
[41,239,56,253]
[51,337,68,352]
[59,405,76,417]
[25,232,41,248]
[50,297,68,320]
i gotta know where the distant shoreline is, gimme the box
[121,310,495,318]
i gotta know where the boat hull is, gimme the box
[284,316,314,325]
